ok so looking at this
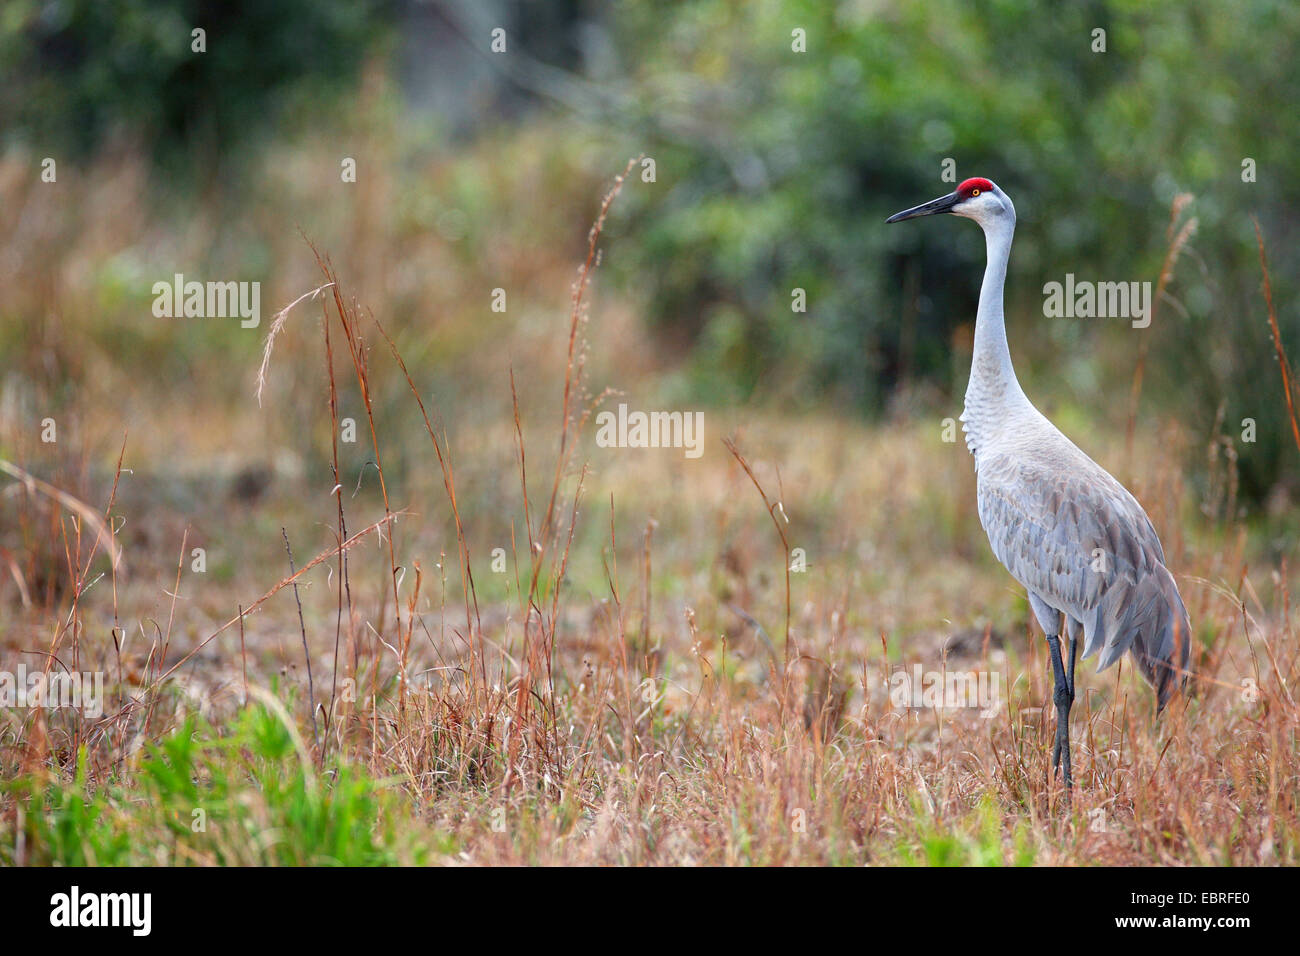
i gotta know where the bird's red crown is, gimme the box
[957,177,994,198]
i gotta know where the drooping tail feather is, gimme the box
[1086,564,1191,711]
[1130,565,1191,710]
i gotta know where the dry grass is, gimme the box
[1,155,1298,867]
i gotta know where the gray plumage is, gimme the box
[970,404,1190,708]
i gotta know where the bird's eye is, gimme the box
[971,188,981,196]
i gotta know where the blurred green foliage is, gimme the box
[605,0,1299,500]
[0,0,391,165]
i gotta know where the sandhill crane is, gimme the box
[887,178,1190,792]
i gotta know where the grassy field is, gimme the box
[1,142,1298,867]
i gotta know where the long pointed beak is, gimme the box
[886,192,961,223]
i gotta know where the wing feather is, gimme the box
[975,441,1190,706]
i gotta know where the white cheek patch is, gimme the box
[956,193,1002,220]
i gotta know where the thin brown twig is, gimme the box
[282,527,319,751]
[147,512,402,691]
[722,436,794,725]
[1252,217,1300,456]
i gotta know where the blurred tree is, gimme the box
[0,0,392,165]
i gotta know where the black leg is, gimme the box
[1067,633,1079,698]
[1048,636,1062,769]
[1047,634,1075,796]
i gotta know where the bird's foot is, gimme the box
[1052,683,1074,796]
[1055,720,1073,794]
